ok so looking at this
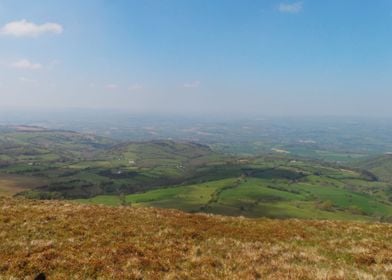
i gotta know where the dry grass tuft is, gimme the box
[0,198,391,279]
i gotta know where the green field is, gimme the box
[355,154,392,182]
[78,175,392,221]
[2,126,392,221]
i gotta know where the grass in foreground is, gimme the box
[1,198,392,279]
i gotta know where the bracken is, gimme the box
[0,197,391,279]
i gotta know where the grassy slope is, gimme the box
[0,128,115,162]
[0,175,46,196]
[2,128,392,221]
[355,154,392,182]
[1,198,391,279]
[0,128,118,198]
[0,131,228,199]
[78,175,392,221]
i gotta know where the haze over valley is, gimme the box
[1,1,392,279]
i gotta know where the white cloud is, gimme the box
[47,59,61,70]
[10,59,42,70]
[0,19,63,37]
[278,2,303,14]
[19,77,38,84]
[106,84,119,90]
[128,83,143,91]
[183,80,201,88]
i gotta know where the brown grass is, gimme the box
[0,197,392,279]
[0,176,45,196]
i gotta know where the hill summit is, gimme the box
[1,198,391,279]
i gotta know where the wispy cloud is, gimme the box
[183,80,201,88]
[47,59,61,70]
[19,77,38,84]
[10,59,42,70]
[128,83,143,91]
[105,84,119,90]
[277,2,303,14]
[0,19,63,37]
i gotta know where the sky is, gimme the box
[0,0,392,117]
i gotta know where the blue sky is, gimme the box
[0,0,392,116]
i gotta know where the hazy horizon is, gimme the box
[3,106,392,120]
[1,0,392,116]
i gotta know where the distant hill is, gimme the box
[0,129,226,199]
[106,140,216,168]
[0,125,116,163]
[355,154,392,182]
[2,127,392,221]
[1,198,391,279]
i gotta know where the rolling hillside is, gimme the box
[355,154,392,182]
[0,125,116,164]
[78,174,392,221]
[1,127,392,221]
[22,140,227,199]
[0,129,228,199]
[1,198,391,279]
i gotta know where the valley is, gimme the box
[1,125,392,222]
[2,2,392,278]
